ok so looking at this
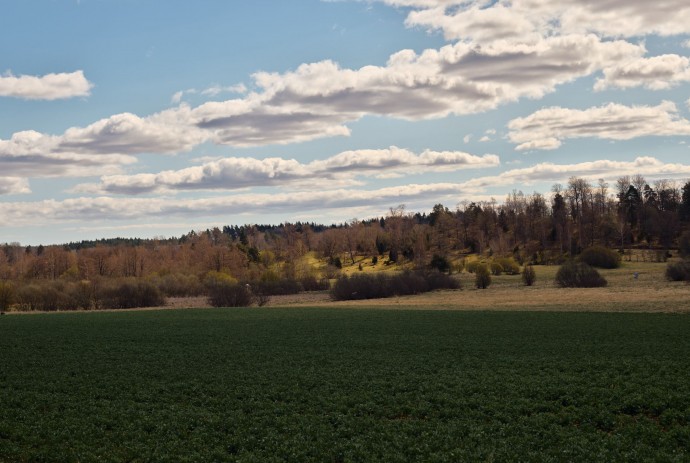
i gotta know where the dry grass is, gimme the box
[6,260,688,315]
[272,260,690,313]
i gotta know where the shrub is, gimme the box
[522,265,536,286]
[578,246,621,269]
[465,260,482,274]
[680,231,690,258]
[151,273,203,297]
[372,256,378,265]
[665,260,690,282]
[494,257,520,275]
[207,281,254,307]
[475,264,491,289]
[13,282,77,311]
[555,261,607,288]
[299,275,330,291]
[99,279,165,309]
[67,281,94,310]
[330,271,459,301]
[490,262,503,276]
[0,281,14,312]
[430,254,451,273]
[251,279,302,296]
[423,271,461,291]
[329,256,342,269]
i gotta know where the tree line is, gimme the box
[0,174,688,310]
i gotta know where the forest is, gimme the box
[1,174,689,311]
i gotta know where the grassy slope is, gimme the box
[1,309,689,462]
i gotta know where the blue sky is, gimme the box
[2,0,690,245]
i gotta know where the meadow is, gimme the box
[1,308,689,462]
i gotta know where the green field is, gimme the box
[1,308,689,462]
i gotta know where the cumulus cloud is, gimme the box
[0,183,467,225]
[2,34,642,156]
[72,147,500,195]
[459,156,690,191]
[508,101,690,151]
[3,156,689,223]
[386,0,690,41]
[595,55,690,91]
[0,130,137,177]
[0,177,30,195]
[0,70,92,100]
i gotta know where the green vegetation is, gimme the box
[1,309,689,461]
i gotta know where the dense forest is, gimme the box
[1,174,689,310]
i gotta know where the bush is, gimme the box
[665,260,690,282]
[522,265,536,286]
[465,260,482,274]
[329,256,342,269]
[0,281,15,312]
[679,232,690,258]
[490,262,503,276]
[430,254,451,273]
[578,246,621,269]
[151,273,203,297]
[299,275,330,291]
[423,271,461,291]
[330,271,459,301]
[475,264,491,289]
[99,279,165,309]
[251,279,302,296]
[494,257,520,275]
[555,261,607,288]
[207,281,254,307]
[14,282,77,311]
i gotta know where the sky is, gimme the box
[2,0,690,245]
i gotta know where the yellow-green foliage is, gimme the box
[494,257,520,275]
[490,262,504,276]
[260,269,281,282]
[204,271,238,287]
[474,263,492,289]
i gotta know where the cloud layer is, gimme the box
[2,156,688,225]
[508,102,690,151]
[72,147,500,195]
[0,70,92,100]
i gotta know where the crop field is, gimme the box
[1,308,689,462]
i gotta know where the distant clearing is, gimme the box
[78,261,690,314]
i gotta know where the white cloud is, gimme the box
[1,34,641,156]
[0,70,92,100]
[595,55,690,91]
[508,101,690,151]
[459,157,690,191]
[200,83,248,97]
[0,183,468,225]
[0,130,137,178]
[72,147,500,195]
[463,134,472,143]
[0,177,30,195]
[385,0,690,41]
[3,156,689,224]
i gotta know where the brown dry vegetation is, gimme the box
[132,261,690,314]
